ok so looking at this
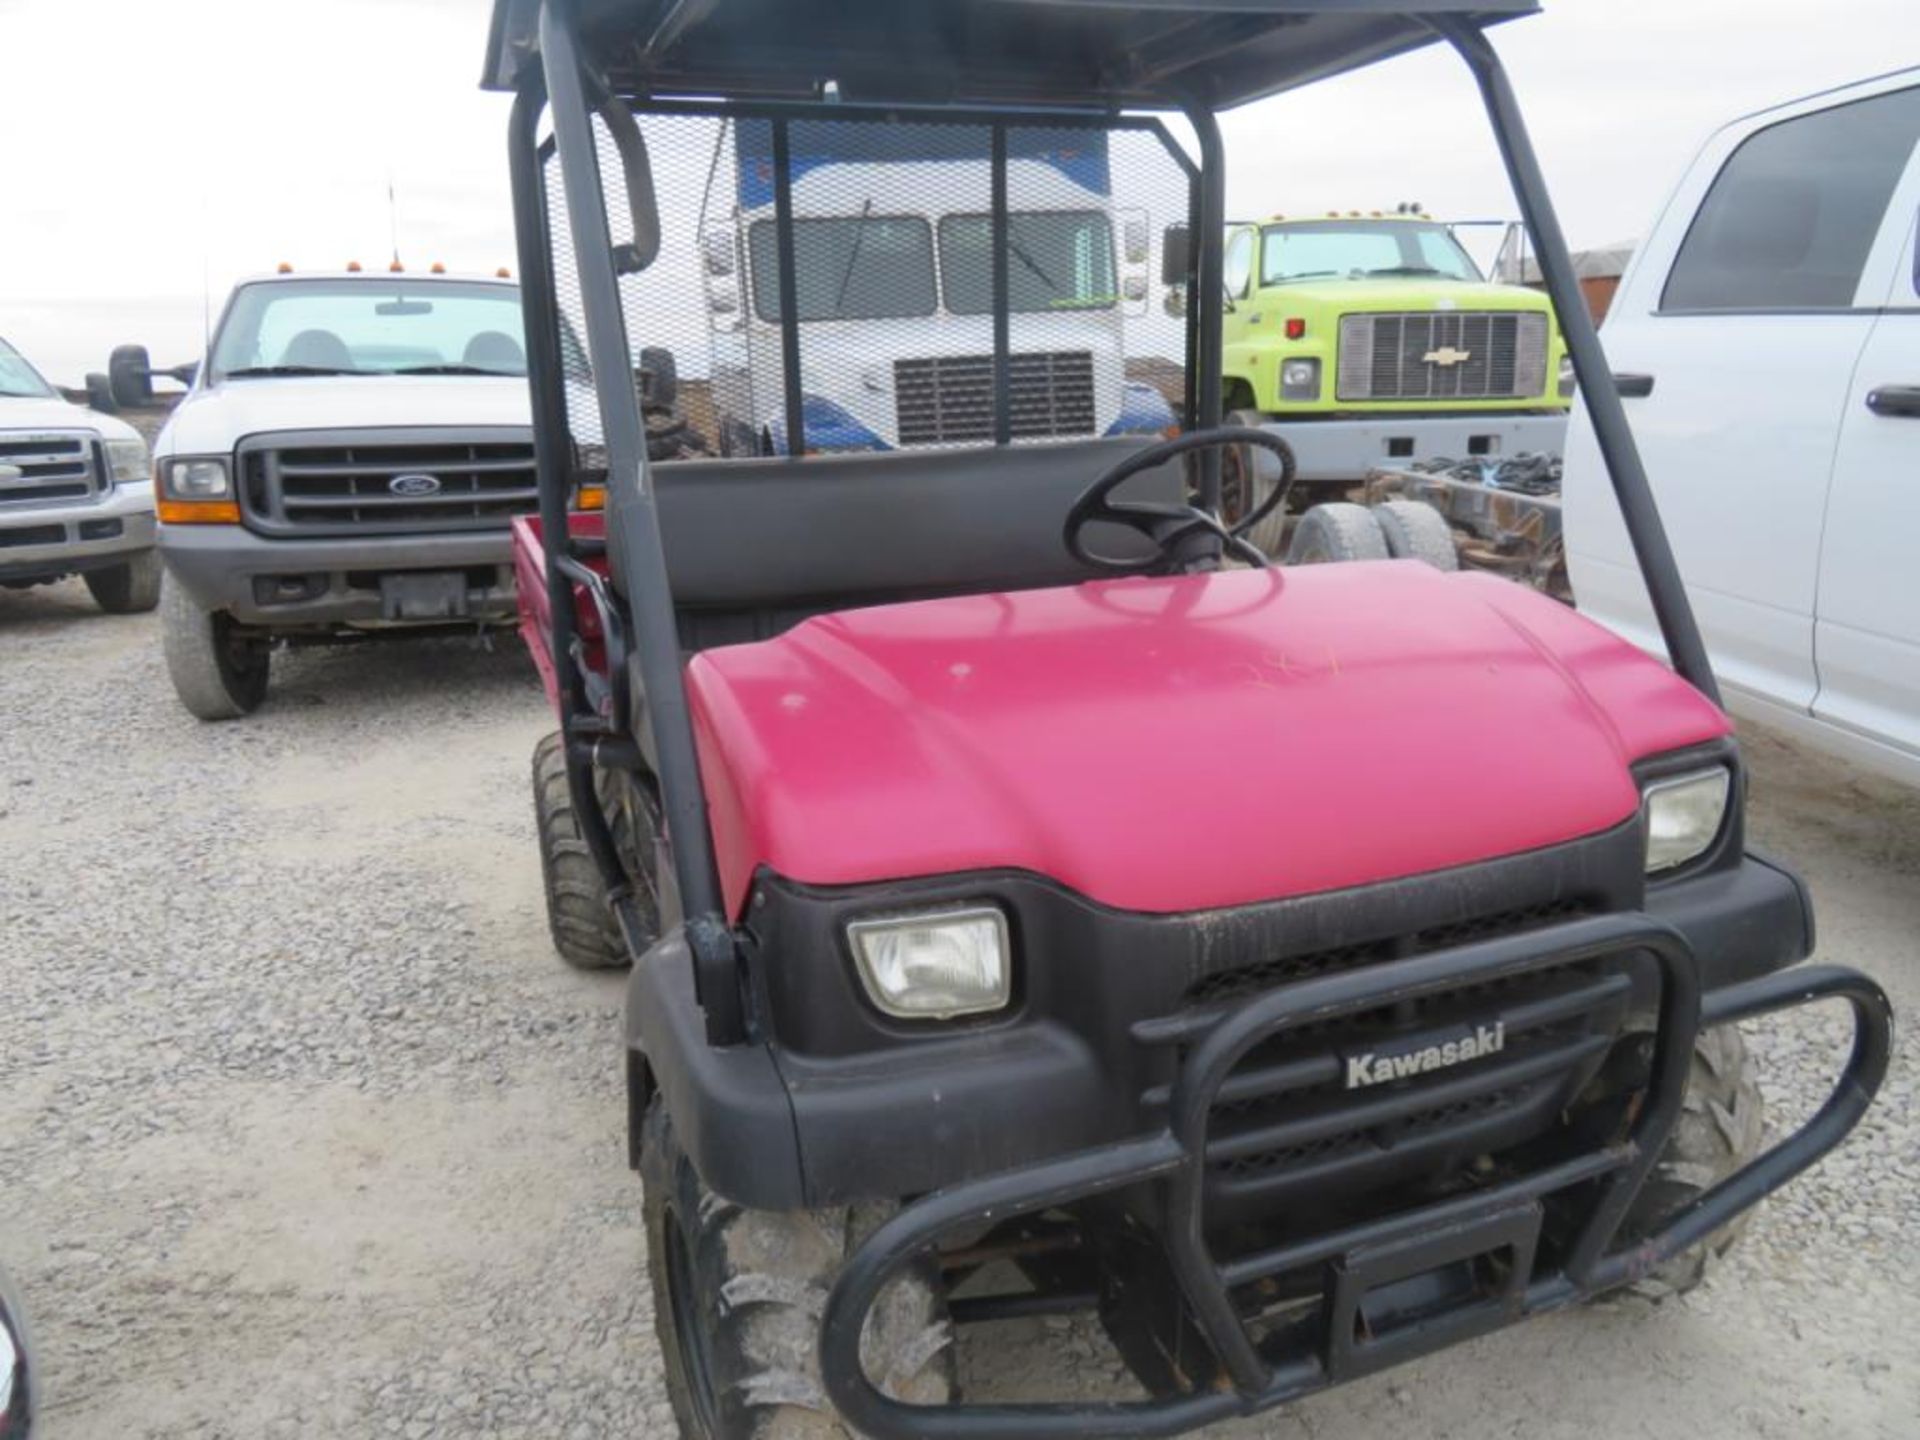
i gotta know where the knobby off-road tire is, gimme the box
[84,550,163,613]
[641,1100,955,1440]
[159,575,269,720]
[531,730,627,970]
[1284,502,1389,565]
[1617,1024,1765,1300]
[1371,500,1459,572]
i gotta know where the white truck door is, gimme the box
[1814,123,1920,773]
[1564,82,1920,713]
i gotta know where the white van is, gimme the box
[1564,69,1920,787]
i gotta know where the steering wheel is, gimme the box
[1063,426,1297,575]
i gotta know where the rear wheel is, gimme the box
[84,551,162,613]
[641,1099,954,1440]
[1284,502,1388,565]
[160,576,269,720]
[1616,1025,1765,1299]
[531,730,629,970]
[1371,500,1459,571]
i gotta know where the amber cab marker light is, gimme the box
[347,260,363,272]
[389,259,404,273]
[496,266,511,278]
[157,498,241,525]
[575,484,607,512]
[430,261,446,274]
[276,261,293,274]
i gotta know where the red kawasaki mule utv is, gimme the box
[486,3,1891,1436]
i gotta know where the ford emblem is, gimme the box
[389,472,441,497]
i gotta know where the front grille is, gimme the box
[894,351,1096,446]
[1336,311,1550,402]
[0,432,99,509]
[238,432,537,537]
[1138,900,1619,1207]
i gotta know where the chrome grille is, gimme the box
[1337,311,1549,402]
[237,430,537,537]
[0,432,100,509]
[894,351,1096,446]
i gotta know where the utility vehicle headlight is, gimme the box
[1642,768,1731,874]
[1280,357,1320,401]
[162,457,231,499]
[104,438,149,485]
[847,905,1011,1020]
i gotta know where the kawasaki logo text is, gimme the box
[1345,1022,1505,1089]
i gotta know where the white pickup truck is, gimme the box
[1565,68,1920,788]
[0,335,157,612]
[137,268,539,718]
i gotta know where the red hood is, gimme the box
[687,565,1730,917]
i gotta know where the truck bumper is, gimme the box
[0,483,156,584]
[1263,412,1569,483]
[159,523,517,630]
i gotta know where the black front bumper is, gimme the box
[815,915,1889,1440]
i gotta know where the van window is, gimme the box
[1661,86,1920,312]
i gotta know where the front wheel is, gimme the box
[641,1100,954,1439]
[160,576,269,720]
[84,551,162,613]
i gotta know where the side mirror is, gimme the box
[1160,224,1191,288]
[702,229,736,278]
[1,1268,35,1440]
[84,372,119,414]
[1163,288,1187,319]
[108,343,153,409]
[163,361,200,388]
[1122,215,1149,267]
[1122,274,1147,303]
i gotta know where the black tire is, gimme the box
[1221,408,1293,556]
[641,345,680,409]
[84,551,163,613]
[1372,500,1459,572]
[159,575,269,720]
[641,1100,954,1440]
[1616,1025,1765,1299]
[1285,502,1389,565]
[108,344,153,410]
[85,372,119,414]
[532,730,629,970]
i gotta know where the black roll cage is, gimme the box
[506,0,1721,1047]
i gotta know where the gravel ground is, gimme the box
[1,578,1915,1439]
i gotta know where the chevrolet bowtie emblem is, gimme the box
[1423,346,1472,367]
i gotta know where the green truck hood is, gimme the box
[1250,277,1549,313]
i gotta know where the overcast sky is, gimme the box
[2,0,1914,386]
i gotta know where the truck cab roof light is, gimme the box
[276,261,293,274]
[347,260,362,272]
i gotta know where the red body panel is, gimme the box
[510,512,607,712]
[687,565,1731,917]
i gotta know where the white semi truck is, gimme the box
[694,120,1175,455]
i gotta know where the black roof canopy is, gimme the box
[483,0,1537,109]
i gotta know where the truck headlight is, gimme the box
[1642,768,1731,873]
[1280,358,1320,402]
[161,457,231,499]
[104,438,149,485]
[847,905,1011,1020]
[1557,356,1576,398]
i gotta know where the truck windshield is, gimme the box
[1260,222,1482,284]
[0,337,56,398]
[209,279,529,380]
[747,216,938,322]
[939,211,1118,314]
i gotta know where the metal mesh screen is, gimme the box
[539,103,1195,466]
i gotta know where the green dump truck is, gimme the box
[1189,210,1571,530]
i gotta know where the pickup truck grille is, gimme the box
[0,432,99,509]
[1336,311,1550,402]
[894,351,1096,446]
[237,430,537,538]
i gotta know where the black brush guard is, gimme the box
[819,913,1891,1440]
